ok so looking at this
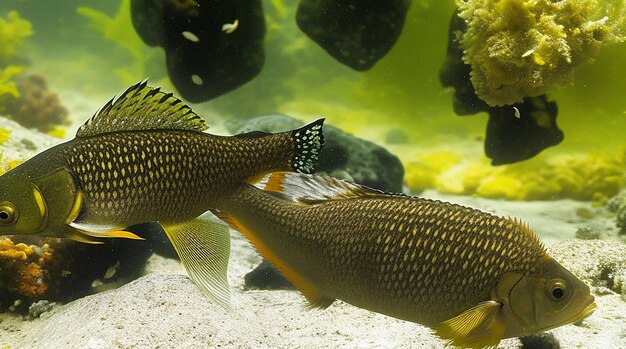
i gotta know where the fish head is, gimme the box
[500,256,596,338]
[0,171,48,236]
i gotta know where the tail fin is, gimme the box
[257,172,386,204]
[290,119,325,174]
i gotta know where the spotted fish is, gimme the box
[214,172,596,348]
[0,81,324,307]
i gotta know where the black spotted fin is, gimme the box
[214,208,334,309]
[161,215,231,309]
[76,80,207,137]
[434,301,505,349]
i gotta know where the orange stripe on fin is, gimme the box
[214,210,332,309]
[263,172,287,193]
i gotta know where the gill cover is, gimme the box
[31,169,81,235]
[0,171,49,235]
[507,257,596,336]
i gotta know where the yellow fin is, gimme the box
[83,229,144,240]
[66,230,105,244]
[435,301,505,349]
[162,216,231,309]
[215,210,334,309]
[69,221,144,240]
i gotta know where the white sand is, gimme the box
[1,226,625,349]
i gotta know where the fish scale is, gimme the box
[0,81,325,308]
[226,186,541,324]
[65,130,295,226]
[215,172,595,348]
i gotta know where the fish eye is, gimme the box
[547,278,567,301]
[0,203,17,225]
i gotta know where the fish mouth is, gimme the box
[566,300,597,325]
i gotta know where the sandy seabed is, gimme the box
[1,201,625,349]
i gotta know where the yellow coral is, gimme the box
[0,11,33,65]
[457,0,626,106]
[0,238,53,299]
[0,239,35,261]
[15,262,47,298]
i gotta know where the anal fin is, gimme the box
[69,221,145,240]
[214,210,334,309]
[435,300,505,349]
[162,215,231,309]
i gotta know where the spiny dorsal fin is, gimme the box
[256,172,387,204]
[76,80,208,137]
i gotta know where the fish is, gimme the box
[0,81,324,307]
[213,172,596,348]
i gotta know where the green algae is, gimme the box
[0,10,32,67]
[77,0,149,85]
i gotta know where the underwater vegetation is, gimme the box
[456,0,626,106]
[77,0,151,86]
[404,146,626,203]
[3,74,69,133]
[0,11,69,135]
[0,10,32,67]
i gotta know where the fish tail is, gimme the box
[289,119,325,174]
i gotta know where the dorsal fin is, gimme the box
[256,172,388,204]
[76,80,208,137]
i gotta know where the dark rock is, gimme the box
[296,0,411,71]
[227,114,404,290]
[484,96,563,165]
[244,260,295,291]
[519,332,561,349]
[439,11,563,165]
[131,0,266,102]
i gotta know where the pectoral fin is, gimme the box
[435,300,505,349]
[162,216,231,309]
[69,221,145,240]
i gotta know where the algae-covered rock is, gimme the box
[4,74,70,133]
[439,11,563,165]
[456,0,626,106]
[607,190,626,235]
